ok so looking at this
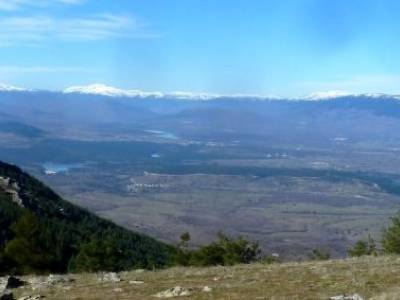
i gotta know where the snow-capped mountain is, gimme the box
[63,84,164,98]
[303,90,400,101]
[63,84,231,100]
[1,82,400,102]
[0,83,30,92]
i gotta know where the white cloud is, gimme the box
[0,0,84,11]
[0,65,92,74]
[0,14,151,46]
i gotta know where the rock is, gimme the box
[99,272,121,283]
[0,290,14,300]
[0,277,25,290]
[153,286,193,298]
[112,288,123,293]
[17,296,44,300]
[202,286,212,293]
[46,274,73,285]
[329,294,364,300]
[129,280,144,285]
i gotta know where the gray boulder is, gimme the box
[5,277,25,290]
[329,294,363,300]
[0,290,14,300]
[98,272,121,283]
[46,274,73,285]
[17,296,44,300]
[154,286,193,298]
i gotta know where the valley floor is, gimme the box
[10,256,400,299]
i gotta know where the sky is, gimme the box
[1,0,400,97]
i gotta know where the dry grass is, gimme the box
[12,256,400,300]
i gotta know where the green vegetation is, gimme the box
[0,161,175,275]
[0,161,263,275]
[174,232,261,267]
[348,235,377,257]
[308,249,331,261]
[382,212,400,254]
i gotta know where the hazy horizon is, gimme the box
[1,0,400,97]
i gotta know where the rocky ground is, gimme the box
[2,256,400,299]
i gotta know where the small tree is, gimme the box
[348,235,377,257]
[179,232,191,248]
[382,213,400,254]
[308,249,330,261]
[174,232,192,266]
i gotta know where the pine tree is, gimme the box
[382,213,400,254]
[5,212,54,273]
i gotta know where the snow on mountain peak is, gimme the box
[304,90,400,101]
[63,84,164,98]
[0,83,29,92]
[305,90,353,100]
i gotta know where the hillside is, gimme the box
[0,161,175,274]
[4,256,400,299]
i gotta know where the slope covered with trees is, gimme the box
[0,161,175,274]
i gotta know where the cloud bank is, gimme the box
[0,14,150,46]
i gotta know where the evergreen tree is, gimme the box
[5,212,55,273]
[382,213,400,254]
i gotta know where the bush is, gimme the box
[308,249,330,261]
[174,232,192,266]
[382,212,400,254]
[348,235,377,257]
[188,232,261,266]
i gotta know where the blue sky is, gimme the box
[1,0,400,97]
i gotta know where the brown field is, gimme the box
[12,256,400,299]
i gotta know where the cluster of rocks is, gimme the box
[0,177,23,207]
[0,274,76,300]
[98,272,121,283]
[153,285,213,298]
[0,276,29,300]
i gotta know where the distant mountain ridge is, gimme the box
[3,82,400,101]
[2,85,400,150]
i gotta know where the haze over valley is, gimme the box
[1,86,400,257]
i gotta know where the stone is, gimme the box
[153,286,193,298]
[202,286,212,293]
[17,296,44,300]
[329,294,364,300]
[0,290,14,300]
[47,275,73,285]
[99,272,121,283]
[129,280,144,285]
[0,277,25,290]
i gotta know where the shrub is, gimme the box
[382,212,400,254]
[308,249,330,261]
[189,232,261,266]
[348,235,377,257]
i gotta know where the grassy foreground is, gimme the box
[13,256,400,299]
